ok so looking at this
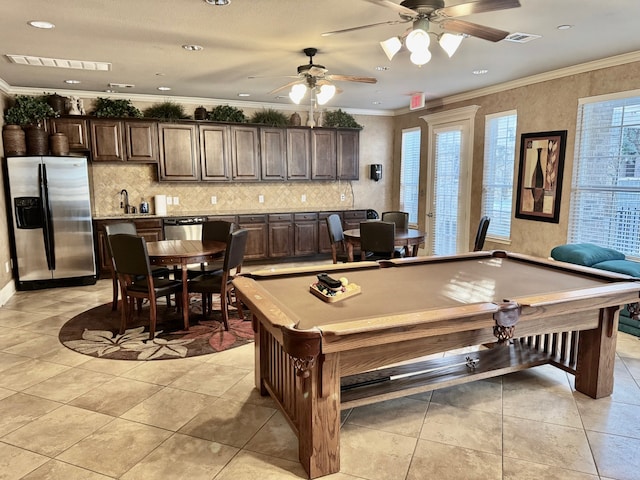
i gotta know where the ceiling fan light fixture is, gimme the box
[410,49,432,66]
[316,84,336,105]
[380,36,402,61]
[406,19,430,53]
[439,33,464,57]
[289,83,307,104]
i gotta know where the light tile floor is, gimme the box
[1,272,640,479]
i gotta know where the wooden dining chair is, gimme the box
[187,229,249,330]
[359,221,398,261]
[185,220,234,277]
[109,233,183,339]
[104,222,171,311]
[326,214,349,264]
[473,216,491,251]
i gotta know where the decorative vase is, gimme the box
[47,93,67,115]
[2,125,26,156]
[26,125,49,155]
[50,132,69,156]
[289,112,301,126]
[531,147,545,212]
[194,106,207,120]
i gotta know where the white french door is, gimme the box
[422,106,479,255]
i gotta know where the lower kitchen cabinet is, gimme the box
[237,214,268,260]
[318,211,340,254]
[295,212,318,256]
[342,209,367,230]
[94,218,164,277]
[268,213,293,258]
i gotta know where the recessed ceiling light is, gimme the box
[557,24,573,30]
[472,69,488,75]
[155,72,165,76]
[104,89,116,93]
[375,66,390,71]
[238,93,250,97]
[64,79,81,84]
[28,20,55,29]
[204,0,231,5]
[182,44,203,51]
[372,101,381,105]
[157,86,171,91]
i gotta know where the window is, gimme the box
[400,128,421,225]
[482,111,517,241]
[569,91,640,258]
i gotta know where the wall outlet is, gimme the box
[340,193,346,201]
[173,196,179,205]
[210,195,217,205]
[258,194,264,203]
[301,194,306,202]
[166,196,173,205]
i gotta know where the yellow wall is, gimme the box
[393,60,640,257]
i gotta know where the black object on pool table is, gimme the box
[317,273,342,290]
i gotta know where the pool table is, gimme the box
[232,251,640,479]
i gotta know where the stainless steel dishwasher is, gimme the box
[163,217,206,240]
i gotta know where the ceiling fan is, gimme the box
[322,0,521,65]
[257,47,377,105]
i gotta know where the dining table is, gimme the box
[343,227,425,262]
[146,239,226,329]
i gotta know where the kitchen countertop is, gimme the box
[93,208,368,221]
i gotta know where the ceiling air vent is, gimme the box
[5,54,111,70]
[504,32,542,43]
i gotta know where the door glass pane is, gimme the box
[433,129,461,255]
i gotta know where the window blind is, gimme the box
[400,128,421,225]
[569,94,640,258]
[433,129,461,255]
[482,111,517,240]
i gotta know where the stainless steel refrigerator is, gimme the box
[5,156,96,290]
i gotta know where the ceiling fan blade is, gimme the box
[441,18,510,42]
[437,0,520,18]
[269,79,303,95]
[326,74,378,84]
[321,18,410,36]
[248,75,298,79]
[361,0,418,17]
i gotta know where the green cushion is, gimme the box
[591,259,640,278]
[550,243,625,267]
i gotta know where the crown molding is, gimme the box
[394,50,640,116]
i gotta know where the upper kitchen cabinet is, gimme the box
[311,129,337,180]
[200,124,231,181]
[124,120,159,162]
[49,116,89,151]
[230,125,260,181]
[90,119,124,162]
[337,129,359,180]
[260,127,286,181]
[158,123,199,181]
[286,127,311,180]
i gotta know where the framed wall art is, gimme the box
[515,130,568,223]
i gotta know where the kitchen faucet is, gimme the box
[120,189,131,214]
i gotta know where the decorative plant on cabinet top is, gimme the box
[4,95,56,126]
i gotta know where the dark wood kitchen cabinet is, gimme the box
[90,119,124,162]
[230,125,260,181]
[318,211,339,254]
[124,120,158,162]
[342,209,367,230]
[158,123,199,181]
[268,213,294,258]
[294,212,318,256]
[337,129,359,180]
[311,129,337,180]
[287,127,311,180]
[200,124,231,181]
[236,214,268,260]
[260,127,286,181]
[49,117,89,151]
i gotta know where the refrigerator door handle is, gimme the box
[39,163,56,270]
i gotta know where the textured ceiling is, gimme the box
[1,0,639,113]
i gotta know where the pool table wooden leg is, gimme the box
[298,353,341,478]
[575,306,619,399]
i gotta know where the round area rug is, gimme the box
[59,298,253,361]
